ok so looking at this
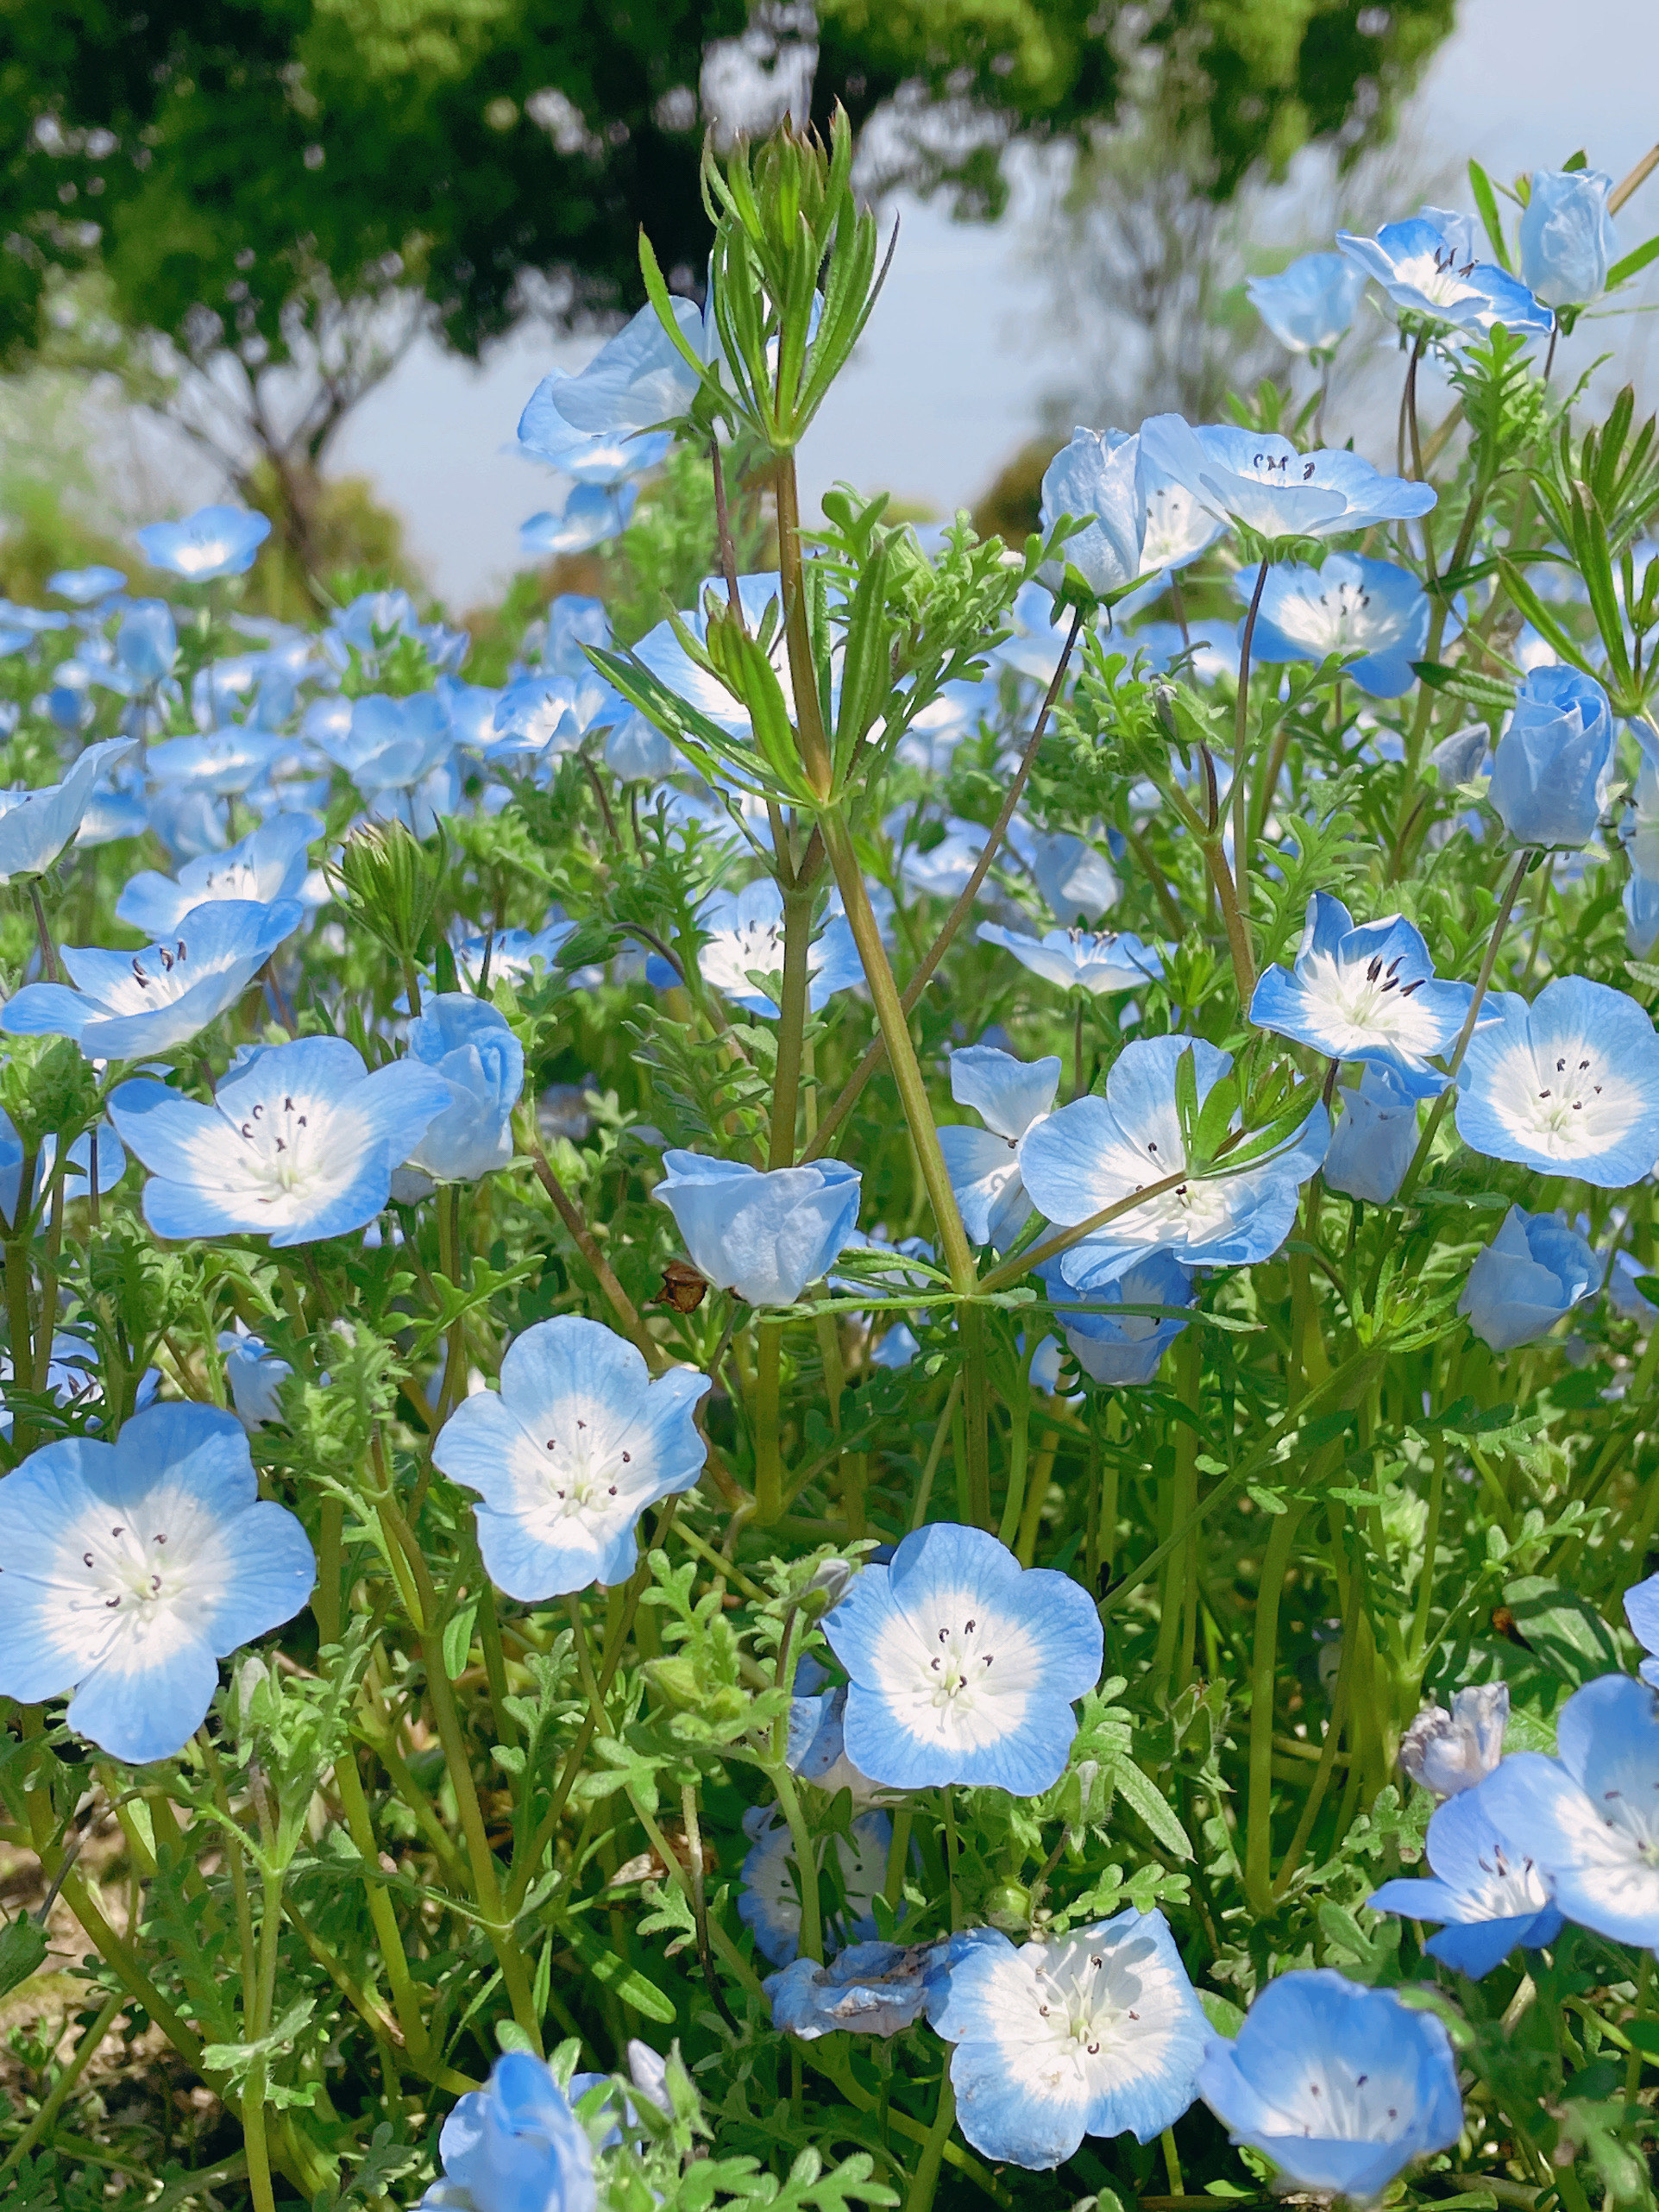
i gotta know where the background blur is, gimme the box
[3,0,1656,615]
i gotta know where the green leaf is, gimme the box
[1173,1042,1200,1162]
[1496,561,1602,682]
[1199,1990,1246,2039]
[442,1601,479,1682]
[1411,659,1516,713]
[1501,1575,1622,1684]
[560,1917,678,2022]
[1103,1749,1193,1860]
[1607,232,1659,291]
[1468,160,1511,270]
[0,1914,47,2000]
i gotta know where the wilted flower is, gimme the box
[1458,1204,1598,1351]
[766,1941,935,2039]
[1398,1683,1510,1797]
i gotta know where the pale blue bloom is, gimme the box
[1138,413,1436,543]
[1249,893,1474,1097]
[0,1332,131,1434]
[926,1910,1206,2169]
[148,730,288,796]
[1623,1576,1659,1688]
[1018,1035,1329,1286]
[1398,1683,1510,1798]
[896,817,990,901]
[1323,1064,1418,1203]
[437,676,502,751]
[0,1116,127,1230]
[451,916,577,989]
[1480,1673,1659,1948]
[116,813,319,937]
[545,594,613,675]
[738,1805,890,1967]
[766,1942,934,2039]
[0,739,135,883]
[0,1403,315,1764]
[634,573,789,741]
[1455,976,1659,1186]
[1135,444,1229,579]
[977,923,1162,996]
[520,483,638,557]
[1336,217,1554,336]
[116,600,178,683]
[1039,1252,1194,1386]
[1368,1785,1562,1978]
[518,369,674,481]
[147,787,229,861]
[1458,1204,1598,1352]
[4,900,302,1062]
[1199,1970,1463,2199]
[539,297,713,438]
[488,671,627,769]
[788,1682,885,1805]
[1007,824,1119,922]
[403,995,525,1182]
[1040,429,1145,599]
[869,1322,920,1370]
[48,565,126,604]
[219,1329,293,1431]
[136,504,273,581]
[419,2051,595,2212]
[1519,170,1618,307]
[939,1045,1061,1250]
[1623,757,1659,952]
[653,1151,862,1305]
[330,588,419,659]
[431,1316,708,1600]
[108,1035,451,1247]
[567,2040,669,2143]
[605,713,677,781]
[1488,665,1614,848]
[1238,556,1429,697]
[1247,253,1368,353]
[315,693,455,806]
[693,881,863,1016]
[822,1523,1103,1794]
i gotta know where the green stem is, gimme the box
[755,1318,785,1524]
[774,456,834,795]
[771,881,817,1166]
[0,1986,124,2180]
[1245,1501,1306,1913]
[903,2068,958,2212]
[1230,557,1271,930]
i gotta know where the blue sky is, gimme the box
[326,0,1659,609]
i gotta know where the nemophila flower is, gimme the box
[939,1044,1061,1250]
[0,1116,126,1231]
[822,1523,1102,1794]
[653,1152,862,1306]
[738,1805,890,1966]
[1198,1970,1463,2201]
[1138,413,1436,544]
[789,1683,887,1804]
[1399,1683,1510,1797]
[452,916,577,990]
[1368,1785,1562,1978]
[1623,1577,1659,1687]
[0,1403,315,1764]
[896,818,989,901]
[977,922,1163,996]
[926,1909,1207,2169]
[219,1329,292,1431]
[431,1316,708,1600]
[49,565,126,604]
[520,482,639,557]
[1039,1253,1194,1386]
[402,996,525,1184]
[693,880,862,1016]
[0,738,135,883]
[148,730,287,797]
[1488,664,1614,848]
[1458,1204,1598,1353]
[316,693,455,804]
[537,296,711,438]
[116,813,319,937]
[1237,556,1430,699]
[1519,169,1618,307]
[1018,1034,1329,1286]
[1130,620,1240,682]
[1006,824,1119,923]
[541,593,613,674]
[1480,1672,1659,1947]
[489,670,626,771]
[766,1941,934,2039]
[1250,893,1474,1098]
[568,2039,671,2141]
[3,900,303,1062]
[1040,429,1144,599]
[1336,217,1553,337]
[419,2050,595,2212]
[518,368,673,481]
[136,504,273,581]
[116,600,178,684]
[1455,976,1659,1187]
[1247,252,1369,353]
[1323,1064,1418,1204]
[108,1034,451,1247]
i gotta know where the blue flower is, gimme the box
[488,671,627,771]
[419,2051,595,2212]
[1623,1576,1659,1688]
[116,600,178,683]
[0,1403,314,1764]
[431,1316,708,1600]
[544,594,613,675]
[822,1523,1102,1794]
[1138,414,1436,544]
[766,1941,935,2039]
[1197,1970,1463,2199]
[1323,1064,1418,1204]
[219,1329,293,1431]
[0,739,135,883]
[4,900,303,1062]
[1336,217,1554,336]
[1039,1252,1194,1386]
[1247,253,1369,353]
[939,1044,1061,1250]
[136,504,273,581]
[1519,170,1618,308]
[738,1805,890,1966]
[1454,976,1659,1187]
[1458,1204,1598,1353]
[1018,1035,1329,1286]
[1249,893,1474,1097]
[0,1117,126,1231]
[48,565,127,605]
[520,483,639,557]
[693,881,863,1016]
[977,925,1163,997]
[1134,444,1228,581]
[1008,825,1120,924]
[116,813,319,937]
[402,995,525,1183]
[518,369,674,481]
[534,297,711,438]
[148,730,287,796]
[314,694,455,809]
[1040,429,1145,599]
[1480,1673,1659,1948]
[926,1910,1207,2169]
[1368,1784,1562,1978]
[789,1683,885,1805]
[108,1035,451,1247]
[653,1152,862,1306]
[1399,1683,1510,1798]
[1488,665,1614,848]
[1237,556,1430,698]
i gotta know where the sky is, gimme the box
[323,0,1659,611]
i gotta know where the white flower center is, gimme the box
[1030,1939,1147,2071]
[537,1417,631,1523]
[917,1612,997,1713]
[1297,950,1442,1059]
[73,1516,183,1621]
[1463,1840,1555,1917]
[1486,1029,1641,1160]
[229,1090,315,1196]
